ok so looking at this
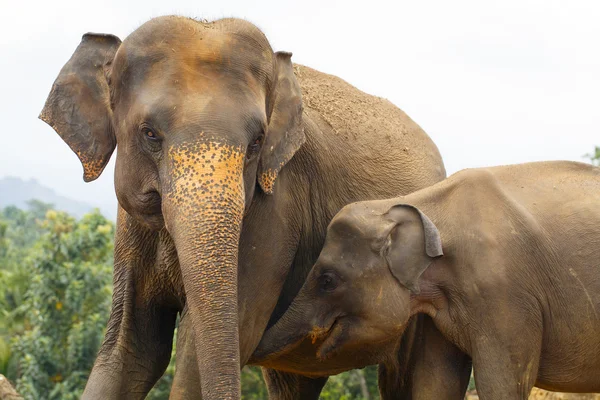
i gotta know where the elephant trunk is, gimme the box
[250,295,315,363]
[163,140,246,399]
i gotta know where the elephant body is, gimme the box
[255,161,600,400]
[39,16,447,399]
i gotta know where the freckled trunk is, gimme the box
[163,141,245,400]
[167,209,242,398]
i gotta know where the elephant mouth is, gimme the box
[249,315,346,365]
[315,316,346,361]
[308,321,335,344]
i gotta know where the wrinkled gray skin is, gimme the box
[39,16,448,400]
[254,161,600,400]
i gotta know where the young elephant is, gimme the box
[252,161,600,399]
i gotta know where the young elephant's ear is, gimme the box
[39,33,121,182]
[258,51,305,194]
[382,204,443,294]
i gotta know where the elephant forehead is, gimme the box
[125,17,271,63]
[329,215,382,244]
[111,41,269,138]
[114,26,271,96]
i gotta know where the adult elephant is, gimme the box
[39,16,451,400]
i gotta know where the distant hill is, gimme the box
[0,176,111,219]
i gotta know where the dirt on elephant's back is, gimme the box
[465,389,600,399]
[292,64,422,143]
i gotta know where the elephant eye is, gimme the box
[319,272,338,292]
[141,126,159,141]
[246,135,264,159]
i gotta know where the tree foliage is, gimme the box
[320,367,378,400]
[1,201,56,380]
[6,208,113,399]
[585,146,600,166]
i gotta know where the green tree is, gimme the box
[241,366,268,400]
[585,146,600,166]
[320,367,378,400]
[11,210,113,400]
[0,202,54,378]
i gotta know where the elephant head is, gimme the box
[251,201,443,365]
[39,16,304,399]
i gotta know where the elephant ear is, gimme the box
[39,33,121,182]
[258,51,305,194]
[382,204,443,294]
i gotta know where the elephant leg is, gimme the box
[410,316,471,400]
[469,310,542,400]
[470,338,539,400]
[170,308,202,400]
[378,315,420,400]
[379,316,471,400]
[378,363,409,400]
[262,368,328,400]
[83,275,177,399]
[83,208,179,399]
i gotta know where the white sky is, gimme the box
[1,0,598,213]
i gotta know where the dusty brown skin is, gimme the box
[0,374,22,400]
[255,161,600,400]
[39,16,446,399]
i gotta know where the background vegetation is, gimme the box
[1,149,597,399]
[586,146,600,166]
